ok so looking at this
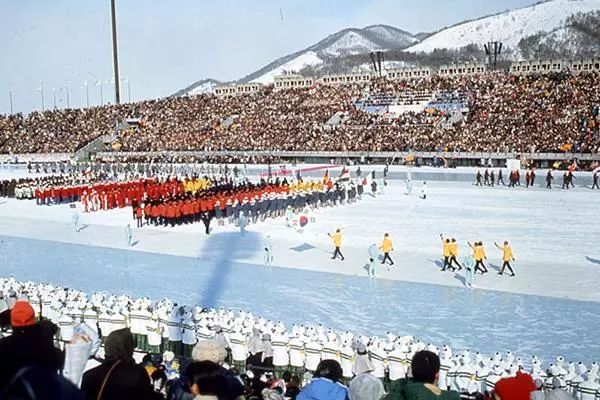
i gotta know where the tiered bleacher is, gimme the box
[1,72,599,156]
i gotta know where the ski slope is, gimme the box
[406,0,600,53]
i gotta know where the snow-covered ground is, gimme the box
[1,167,599,363]
[406,0,600,53]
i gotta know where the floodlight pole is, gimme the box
[110,0,121,104]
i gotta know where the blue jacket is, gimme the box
[297,378,349,400]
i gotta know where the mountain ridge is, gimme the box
[177,0,600,96]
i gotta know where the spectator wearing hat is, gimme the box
[541,377,574,400]
[385,350,460,400]
[492,371,537,400]
[178,339,244,400]
[349,372,385,400]
[0,300,64,391]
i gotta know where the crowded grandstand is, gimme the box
[1,71,599,156]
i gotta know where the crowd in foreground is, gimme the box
[1,72,599,155]
[0,277,598,400]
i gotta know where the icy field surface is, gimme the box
[2,233,600,364]
[1,165,599,364]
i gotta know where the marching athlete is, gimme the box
[468,241,488,274]
[494,241,515,276]
[264,235,274,266]
[328,229,344,261]
[440,234,452,271]
[449,238,462,270]
[379,233,394,267]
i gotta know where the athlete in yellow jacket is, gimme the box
[468,241,488,274]
[449,238,462,270]
[494,241,515,276]
[328,229,344,261]
[379,233,394,266]
[440,234,452,271]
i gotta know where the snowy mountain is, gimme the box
[518,9,600,58]
[176,24,418,94]
[406,0,600,54]
[239,24,418,84]
[172,79,222,97]
[176,0,600,96]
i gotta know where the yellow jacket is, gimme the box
[380,237,393,253]
[499,245,514,261]
[449,242,458,257]
[473,245,486,261]
[331,232,342,248]
[442,240,451,257]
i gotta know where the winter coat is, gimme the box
[297,377,349,400]
[331,233,342,248]
[0,321,64,390]
[81,328,160,400]
[380,237,393,253]
[81,360,160,400]
[385,379,460,400]
[442,241,451,257]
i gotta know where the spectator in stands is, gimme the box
[530,377,573,400]
[168,339,244,400]
[385,350,460,400]
[2,72,598,155]
[183,360,230,400]
[0,291,10,330]
[297,359,348,400]
[0,366,86,400]
[348,372,385,400]
[81,327,161,400]
[283,371,302,400]
[0,300,64,391]
[492,371,537,400]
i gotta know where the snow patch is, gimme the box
[406,0,600,53]
[250,51,323,84]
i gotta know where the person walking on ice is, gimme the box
[449,238,462,271]
[592,168,599,189]
[379,233,394,268]
[367,243,379,278]
[72,207,81,233]
[546,170,554,189]
[264,235,274,266]
[125,224,133,247]
[328,228,344,261]
[440,234,452,271]
[494,241,515,276]
[462,255,475,288]
[419,182,428,199]
[405,171,413,195]
[468,241,488,274]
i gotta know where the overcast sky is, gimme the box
[0,0,536,114]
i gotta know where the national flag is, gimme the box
[323,169,330,183]
[337,166,350,183]
[296,169,302,181]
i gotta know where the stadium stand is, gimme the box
[1,71,599,156]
